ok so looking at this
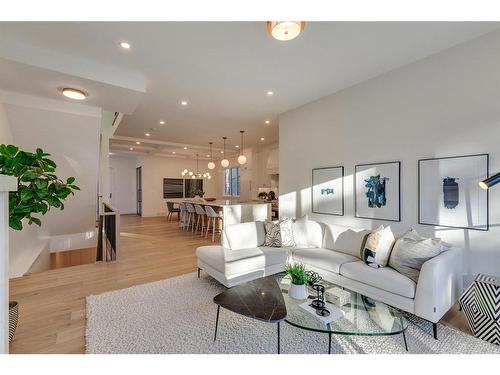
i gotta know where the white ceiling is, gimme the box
[0,22,499,151]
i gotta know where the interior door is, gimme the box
[136,166,142,216]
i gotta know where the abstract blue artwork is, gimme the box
[442,177,459,209]
[364,175,389,208]
[418,154,488,230]
[312,166,344,216]
[321,188,334,195]
[355,161,400,221]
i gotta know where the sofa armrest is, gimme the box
[414,247,463,323]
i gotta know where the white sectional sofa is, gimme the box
[196,218,463,338]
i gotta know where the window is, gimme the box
[223,167,240,196]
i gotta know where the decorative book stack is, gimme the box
[326,287,351,307]
[299,301,345,324]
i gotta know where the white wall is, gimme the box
[0,91,102,277]
[139,155,222,217]
[109,155,138,214]
[0,103,12,144]
[279,30,500,282]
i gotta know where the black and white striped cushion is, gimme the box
[264,218,296,248]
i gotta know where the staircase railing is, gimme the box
[96,202,120,262]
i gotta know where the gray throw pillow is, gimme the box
[388,228,445,283]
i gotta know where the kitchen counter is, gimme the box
[165,198,271,227]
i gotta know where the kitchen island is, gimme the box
[165,198,271,227]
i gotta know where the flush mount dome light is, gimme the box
[267,21,305,41]
[62,88,87,100]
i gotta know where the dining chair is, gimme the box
[194,204,207,236]
[179,202,188,229]
[185,203,196,232]
[166,201,180,221]
[204,205,223,242]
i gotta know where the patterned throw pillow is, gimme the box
[264,218,296,248]
[360,225,395,268]
[388,229,445,282]
[279,217,296,247]
[264,220,282,247]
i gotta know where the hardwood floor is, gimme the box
[50,247,97,269]
[9,215,215,354]
[9,214,471,353]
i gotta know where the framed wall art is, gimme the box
[312,166,344,216]
[418,154,489,231]
[354,161,401,222]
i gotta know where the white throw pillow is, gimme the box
[292,215,311,248]
[360,225,395,268]
[388,228,445,282]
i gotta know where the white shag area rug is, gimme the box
[86,273,500,354]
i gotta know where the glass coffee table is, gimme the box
[277,274,409,354]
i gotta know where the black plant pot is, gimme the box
[9,301,18,342]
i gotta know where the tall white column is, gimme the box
[0,175,17,354]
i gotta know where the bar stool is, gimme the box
[179,202,188,229]
[194,204,207,236]
[185,203,196,232]
[204,205,223,242]
[166,201,180,221]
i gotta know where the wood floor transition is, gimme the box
[8,215,471,354]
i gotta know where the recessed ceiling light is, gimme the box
[61,88,87,100]
[235,145,239,148]
[159,120,165,125]
[136,141,141,145]
[181,100,188,106]
[108,152,114,155]
[260,137,265,141]
[220,150,224,154]
[267,91,274,96]
[172,151,176,154]
[145,133,151,137]
[183,146,188,150]
[265,120,270,124]
[120,41,131,49]
[206,154,210,158]
[129,147,134,151]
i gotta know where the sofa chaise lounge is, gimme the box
[196,218,463,338]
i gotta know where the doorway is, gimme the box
[136,166,142,216]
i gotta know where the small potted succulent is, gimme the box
[284,262,309,300]
[257,191,268,201]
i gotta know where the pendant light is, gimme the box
[238,130,247,165]
[181,154,211,179]
[207,142,215,170]
[221,137,229,168]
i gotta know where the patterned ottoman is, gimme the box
[459,274,500,345]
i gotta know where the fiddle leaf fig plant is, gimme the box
[0,144,80,231]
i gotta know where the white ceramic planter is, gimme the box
[289,283,308,300]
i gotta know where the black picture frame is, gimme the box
[311,166,344,216]
[354,161,401,222]
[418,153,489,231]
